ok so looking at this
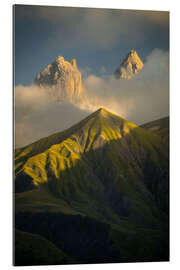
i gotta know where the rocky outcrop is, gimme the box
[115,50,144,79]
[34,56,85,102]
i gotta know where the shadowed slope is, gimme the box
[14,108,169,264]
[15,108,137,181]
[140,116,169,144]
[14,229,74,266]
[15,107,169,219]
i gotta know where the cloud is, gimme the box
[16,6,169,27]
[15,85,89,148]
[15,6,169,50]
[99,66,108,75]
[82,49,169,124]
[15,49,169,148]
[79,66,93,79]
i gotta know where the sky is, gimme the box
[14,5,169,85]
[14,5,169,147]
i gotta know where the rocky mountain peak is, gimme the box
[71,58,77,68]
[34,56,85,102]
[115,50,144,79]
[97,107,107,113]
[55,56,65,63]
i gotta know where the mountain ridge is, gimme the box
[14,108,169,264]
[15,108,168,210]
[140,116,169,144]
[15,108,136,158]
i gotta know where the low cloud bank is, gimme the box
[15,86,89,147]
[15,49,169,148]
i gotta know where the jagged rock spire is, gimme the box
[115,50,144,79]
[34,56,85,102]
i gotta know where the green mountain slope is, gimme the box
[14,108,169,264]
[140,116,169,144]
[14,229,74,266]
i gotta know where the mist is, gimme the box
[15,49,169,148]
[82,49,169,124]
[14,85,89,148]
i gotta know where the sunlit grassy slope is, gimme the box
[14,108,169,264]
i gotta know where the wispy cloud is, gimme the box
[15,6,169,50]
[82,49,169,123]
[14,85,89,147]
[15,49,169,148]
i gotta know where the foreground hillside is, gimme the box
[14,229,74,266]
[14,108,169,265]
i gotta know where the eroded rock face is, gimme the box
[34,56,85,102]
[115,50,144,79]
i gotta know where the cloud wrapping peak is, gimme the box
[15,49,169,148]
[83,49,169,123]
[14,85,89,147]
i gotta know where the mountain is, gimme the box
[140,116,169,145]
[34,56,85,102]
[115,50,144,79]
[14,108,169,264]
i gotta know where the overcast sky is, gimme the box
[14,5,169,148]
[14,5,169,85]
